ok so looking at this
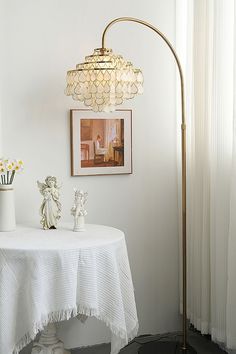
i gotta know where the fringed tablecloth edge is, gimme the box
[13,304,139,354]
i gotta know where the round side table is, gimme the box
[0,223,138,354]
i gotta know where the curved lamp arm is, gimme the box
[102,17,185,125]
[102,17,188,351]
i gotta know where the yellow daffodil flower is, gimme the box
[0,157,24,185]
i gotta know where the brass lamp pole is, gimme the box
[66,17,196,353]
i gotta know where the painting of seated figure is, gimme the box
[70,109,132,176]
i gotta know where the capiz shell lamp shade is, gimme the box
[65,48,144,112]
[65,17,196,354]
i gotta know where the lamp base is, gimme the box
[138,341,197,354]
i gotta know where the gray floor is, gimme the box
[20,330,227,354]
[70,331,227,354]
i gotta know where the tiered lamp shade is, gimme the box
[65,48,144,112]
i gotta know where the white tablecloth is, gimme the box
[0,224,138,354]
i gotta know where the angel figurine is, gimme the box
[37,176,61,230]
[71,189,88,232]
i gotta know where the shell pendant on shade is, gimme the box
[65,48,144,112]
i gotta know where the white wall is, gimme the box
[0,0,180,349]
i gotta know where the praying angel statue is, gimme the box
[71,189,88,232]
[37,176,62,230]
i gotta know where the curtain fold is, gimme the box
[176,0,236,350]
[227,2,236,349]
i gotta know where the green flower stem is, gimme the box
[10,170,15,185]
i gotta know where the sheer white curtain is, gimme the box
[176,0,236,350]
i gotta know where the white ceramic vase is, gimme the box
[0,184,16,231]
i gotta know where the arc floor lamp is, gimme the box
[65,17,196,354]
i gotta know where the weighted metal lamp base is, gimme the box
[138,341,197,354]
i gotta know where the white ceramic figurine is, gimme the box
[37,176,61,230]
[71,189,88,232]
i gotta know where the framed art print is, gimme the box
[70,109,132,176]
